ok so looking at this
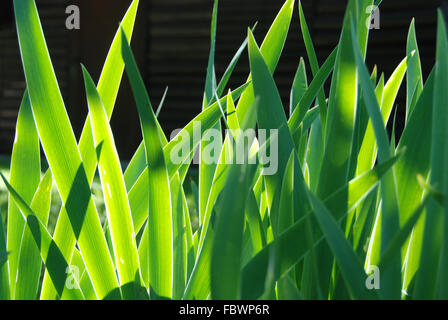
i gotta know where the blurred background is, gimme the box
[0,0,446,160]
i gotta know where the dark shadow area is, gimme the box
[27,215,67,298]
[64,164,92,239]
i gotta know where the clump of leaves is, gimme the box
[0,0,447,300]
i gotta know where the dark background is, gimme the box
[0,0,445,159]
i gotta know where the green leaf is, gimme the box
[278,275,303,300]
[395,68,435,291]
[434,10,448,299]
[186,98,258,300]
[0,173,83,300]
[199,0,221,236]
[406,19,423,119]
[236,0,295,129]
[0,208,8,300]
[205,0,218,104]
[245,190,267,255]
[288,47,338,135]
[315,1,359,295]
[82,66,142,299]
[124,82,250,193]
[215,27,254,98]
[355,57,406,190]
[374,0,383,7]
[298,1,328,131]
[63,249,96,300]
[14,0,120,299]
[226,90,240,135]
[183,224,214,300]
[241,154,401,299]
[40,0,139,299]
[290,58,308,116]
[155,86,169,118]
[351,19,401,299]
[306,116,324,192]
[306,190,378,299]
[183,189,196,282]
[415,11,448,299]
[378,197,429,272]
[317,2,358,201]
[197,134,235,254]
[358,0,374,59]
[15,171,52,300]
[211,151,258,299]
[349,70,382,181]
[171,173,187,299]
[122,30,173,299]
[7,91,41,299]
[248,30,310,243]
[277,152,296,235]
[125,84,249,241]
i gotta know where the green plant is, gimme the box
[0,0,447,300]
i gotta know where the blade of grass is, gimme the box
[125,92,250,257]
[315,1,359,295]
[185,98,258,299]
[205,0,218,104]
[306,116,324,192]
[245,190,267,255]
[358,0,374,59]
[196,120,244,257]
[183,222,215,300]
[63,248,96,300]
[171,173,187,299]
[348,70,382,180]
[414,11,448,299]
[0,173,83,300]
[248,30,311,243]
[241,154,401,299]
[277,152,296,235]
[155,86,169,118]
[378,197,429,272]
[226,90,240,135]
[15,171,52,300]
[406,19,423,120]
[290,58,308,116]
[278,275,303,300]
[288,47,338,135]
[356,57,407,193]
[317,0,359,200]
[215,25,254,98]
[14,0,120,299]
[122,31,173,299]
[351,20,402,298]
[124,82,250,192]
[183,188,196,281]
[40,0,139,299]
[199,0,221,234]
[0,207,8,300]
[395,68,435,291]
[306,190,378,299]
[7,91,41,299]
[211,149,258,299]
[236,0,295,129]
[298,1,328,132]
[82,66,142,299]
